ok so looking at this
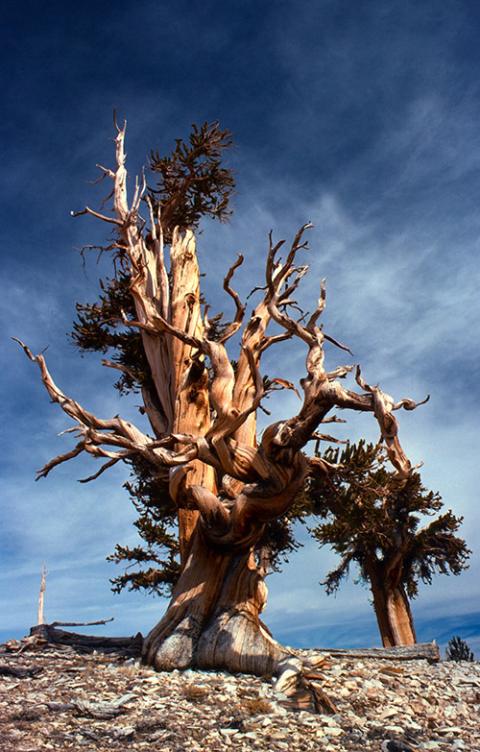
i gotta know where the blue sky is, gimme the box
[2,0,480,655]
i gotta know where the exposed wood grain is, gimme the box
[29,625,143,656]
[308,642,440,662]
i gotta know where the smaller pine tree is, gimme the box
[446,636,475,662]
[308,440,470,647]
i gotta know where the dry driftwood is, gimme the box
[314,641,440,662]
[45,693,136,719]
[0,663,43,678]
[37,563,47,626]
[73,693,136,719]
[29,624,143,655]
[48,618,114,628]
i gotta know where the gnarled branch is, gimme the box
[14,339,169,479]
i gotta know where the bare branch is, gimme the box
[322,331,353,356]
[131,169,147,216]
[267,377,301,399]
[306,279,326,330]
[101,359,138,382]
[112,109,125,134]
[392,395,430,411]
[119,309,201,350]
[246,283,267,301]
[78,457,124,483]
[258,331,292,353]
[202,342,259,442]
[309,455,343,476]
[96,163,115,179]
[217,254,246,343]
[14,339,120,431]
[326,364,355,380]
[310,432,347,444]
[217,344,265,438]
[354,366,425,479]
[70,207,123,226]
[14,339,170,480]
[266,227,321,347]
[36,442,85,480]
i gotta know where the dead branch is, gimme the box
[78,457,126,483]
[49,618,114,627]
[354,366,426,479]
[37,564,47,625]
[101,358,139,382]
[217,254,246,343]
[0,664,43,678]
[13,339,171,478]
[257,227,427,478]
[29,624,143,656]
[70,207,123,226]
[311,641,440,662]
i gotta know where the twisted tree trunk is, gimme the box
[370,576,416,647]
[143,530,285,675]
[19,120,428,711]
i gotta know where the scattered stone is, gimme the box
[326,726,344,737]
[0,642,479,751]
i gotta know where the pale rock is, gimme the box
[406,719,423,731]
[325,727,344,737]
[379,706,400,719]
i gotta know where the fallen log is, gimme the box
[45,693,136,718]
[73,693,136,719]
[0,663,43,678]
[304,641,440,663]
[29,624,143,656]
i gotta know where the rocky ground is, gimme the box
[1,642,479,751]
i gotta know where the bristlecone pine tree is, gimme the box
[446,636,475,662]
[17,118,430,706]
[309,441,470,647]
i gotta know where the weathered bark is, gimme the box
[143,529,284,675]
[169,230,214,561]
[370,577,416,647]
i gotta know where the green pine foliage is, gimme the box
[308,441,470,597]
[446,635,475,662]
[149,121,235,243]
[106,456,179,595]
